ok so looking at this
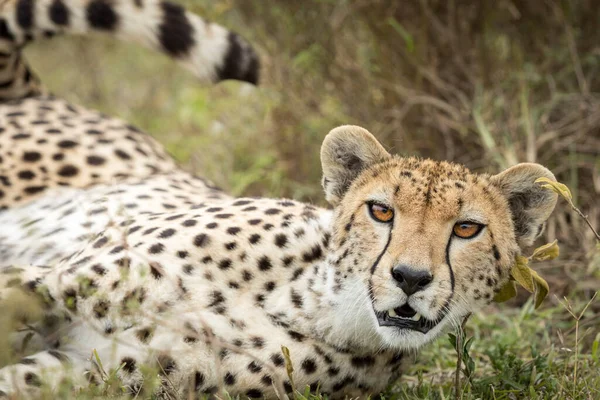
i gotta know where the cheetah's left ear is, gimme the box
[321,125,391,206]
[491,163,558,249]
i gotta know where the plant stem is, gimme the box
[454,314,471,400]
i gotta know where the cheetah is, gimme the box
[0,0,558,398]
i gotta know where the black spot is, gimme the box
[225,242,237,251]
[246,389,263,399]
[242,270,253,281]
[57,139,78,149]
[301,358,317,374]
[302,245,323,263]
[215,213,233,219]
[91,264,107,275]
[93,300,109,318]
[249,233,261,244]
[291,268,304,281]
[291,289,303,308]
[87,155,105,166]
[49,0,69,25]
[492,245,501,261]
[265,208,281,215]
[18,358,36,365]
[182,219,197,227]
[206,222,218,229]
[24,372,41,387]
[87,0,119,30]
[261,375,273,386]
[157,355,177,375]
[271,353,284,366]
[193,233,210,247]
[218,259,232,270]
[121,357,136,373]
[177,250,189,259]
[158,1,195,57]
[16,0,34,29]
[257,256,272,271]
[24,185,46,194]
[224,372,236,385]
[350,355,375,368]
[264,281,276,291]
[248,219,262,225]
[251,336,264,348]
[58,165,79,177]
[287,330,305,342]
[247,361,262,373]
[193,371,205,391]
[63,288,77,311]
[22,151,41,162]
[275,233,288,248]
[158,228,176,238]
[148,243,165,254]
[114,149,131,160]
[150,263,163,279]
[17,170,35,180]
[227,227,241,235]
[135,328,153,343]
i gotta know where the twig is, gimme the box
[454,313,471,400]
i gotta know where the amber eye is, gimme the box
[453,222,483,239]
[368,203,394,223]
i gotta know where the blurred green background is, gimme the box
[21,0,599,397]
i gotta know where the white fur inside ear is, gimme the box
[491,163,558,248]
[320,125,390,206]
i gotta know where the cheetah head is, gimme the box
[320,125,557,351]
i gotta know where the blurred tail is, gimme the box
[0,0,259,101]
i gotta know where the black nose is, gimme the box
[391,265,433,295]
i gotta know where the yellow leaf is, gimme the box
[535,177,572,202]
[494,280,517,303]
[281,345,294,381]
[530,269,550,309]
[531,240,560,262]
[510,256,535,293]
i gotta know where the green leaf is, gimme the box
[535,177,572,202]
[530,269,550,309]
[511,256,535,293]
[531,239,560,261]
[387,17,415,53]
[494,280,517,303]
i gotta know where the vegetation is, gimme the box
[5,0,599,398]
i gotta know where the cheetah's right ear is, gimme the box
[320,125,391,206]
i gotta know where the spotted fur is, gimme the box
[0,3,559,399]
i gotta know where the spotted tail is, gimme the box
[0,0,259,101]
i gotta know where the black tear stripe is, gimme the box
[442,235,456,310]
[367,220,393,304]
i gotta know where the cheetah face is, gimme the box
[321,126,557,350]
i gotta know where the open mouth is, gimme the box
[375,304,443,334]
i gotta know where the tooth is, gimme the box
[388,309,398,317]
[412,313,422,322]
